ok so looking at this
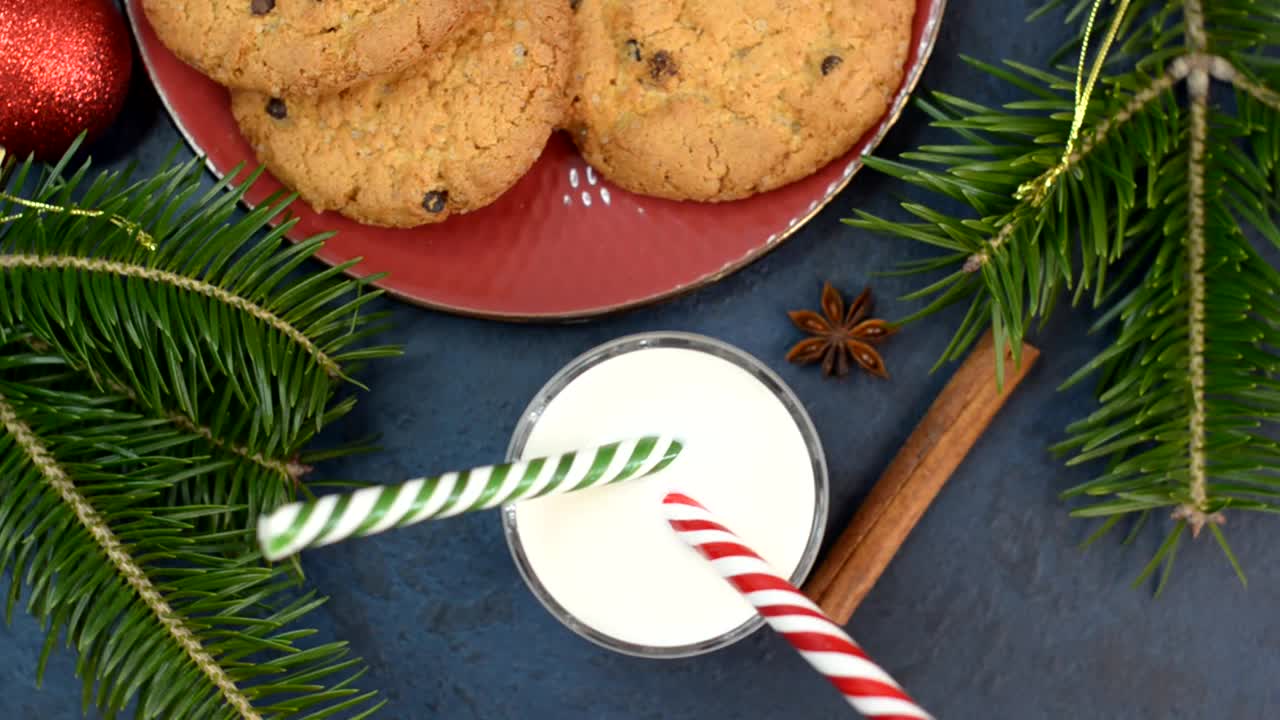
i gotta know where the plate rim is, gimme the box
[125,0,947,323]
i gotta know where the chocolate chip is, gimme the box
[570,0,582,9]
[251,0,275,14]
[624,39,642,62]
[821,55,843,76]
[648,50,677,81]
[422,191,448,214]
[265,98,287,119]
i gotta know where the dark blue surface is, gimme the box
[4,3,1279,718]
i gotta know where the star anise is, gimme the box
[786,283,896,378]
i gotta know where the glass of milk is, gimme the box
[504,332,828,658]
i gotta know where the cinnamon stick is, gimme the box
[804,331,1039,625]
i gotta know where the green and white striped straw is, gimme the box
[258,435,683,561]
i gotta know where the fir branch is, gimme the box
[0,363,382,718]
[964,62,1185,274]
[850,0,1280,585]
[0,148,396,716]
[22,333,307,515]
[105,368,309,486]
[1214,59,1280,112]
[1184,0,1207,51]
[1182,0,1212,531]
[0,254,340,378]
[0,151,400,461]
[0,390,259,719]
[163,406,311,484]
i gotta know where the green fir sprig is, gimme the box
[0,143,399,718]
[851,0,1280,589]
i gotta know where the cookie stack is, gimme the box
[144,0,915,229]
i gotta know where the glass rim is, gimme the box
[502,331,830,659]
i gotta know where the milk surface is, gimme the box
[514,346,818,649]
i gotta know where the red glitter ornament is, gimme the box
[0,0,132,161]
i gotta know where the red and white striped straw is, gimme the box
[662,492,932,720]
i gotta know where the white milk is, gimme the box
[512,345,820,650]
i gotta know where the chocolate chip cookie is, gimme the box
[232,0,572,227]
[566,0,915,201]
[143,0,475,95]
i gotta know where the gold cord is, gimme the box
[1016,0,1133,206]
[0,147,156,250]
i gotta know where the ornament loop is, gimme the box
[1016,0,1132,207]
[0,188,156,251]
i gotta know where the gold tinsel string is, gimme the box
[1015,0,1132,206]
[0,147,156,251]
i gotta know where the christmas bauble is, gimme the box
[0,0,133,161]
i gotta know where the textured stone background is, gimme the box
[3,2,1277,718]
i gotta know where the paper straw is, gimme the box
[257,436,682,561]
[662,492,931,720]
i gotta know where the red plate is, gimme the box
[126,1,945,320]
